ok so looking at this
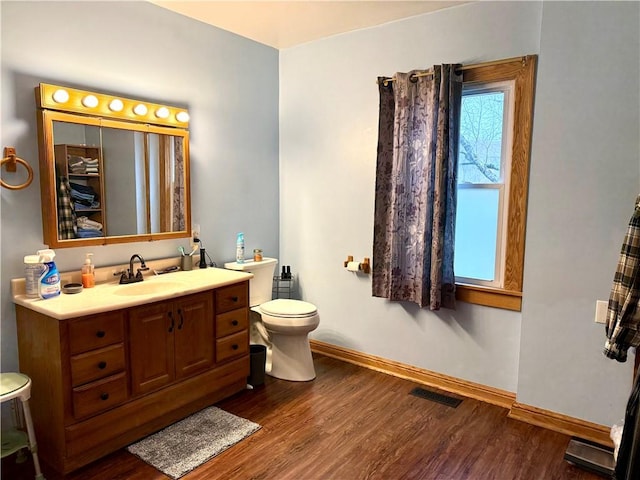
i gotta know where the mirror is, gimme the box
[35,84,191,248]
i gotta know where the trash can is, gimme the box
[248,344,267,387]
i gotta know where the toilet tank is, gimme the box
[223,257,277,307]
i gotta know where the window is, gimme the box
[454,56,537,311]
[456,82,513,286]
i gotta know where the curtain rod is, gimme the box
[377,56,528,86]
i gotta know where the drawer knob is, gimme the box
[100,393,109,401]
[231,320,239,326]
[231,296,239,302]
[232,344,239,350]
[96,330,106,338]
[98,361,107,369]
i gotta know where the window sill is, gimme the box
[455,283,522,311]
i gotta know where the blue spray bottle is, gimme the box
[236,233,245,263]
[37,249,61,299]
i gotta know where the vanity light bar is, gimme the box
[36,83,189,128]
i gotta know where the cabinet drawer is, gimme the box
[69,311,125,355]
[215,282,248,314]
[216,331,249,363]
[72,372,128,420]
[70,343,126,387]
[216,308,248,338]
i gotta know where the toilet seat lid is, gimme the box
[260,299,317,317]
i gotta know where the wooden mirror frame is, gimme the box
[35,83,191,248]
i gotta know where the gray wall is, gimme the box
[519,1,638,423]
[280,0,540,395]
[0,1,280,371]
[279,0,639,427]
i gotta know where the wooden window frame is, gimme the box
[455,55,537,311]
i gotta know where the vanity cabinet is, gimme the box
[15,280,250,475]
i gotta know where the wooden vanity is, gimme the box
[14,271,251,474]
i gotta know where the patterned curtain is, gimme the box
[372,65,462,310]
[172,137,185,232]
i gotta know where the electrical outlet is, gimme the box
[191,223,200,247]
[594,300,608,324]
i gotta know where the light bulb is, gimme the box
[82,95,99,108]
[176,111,190,123]
[52,89,69,103]
[155,107,170,119]
[109,99,124,112]
[133,104,148,116]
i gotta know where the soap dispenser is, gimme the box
[82,253,95,288]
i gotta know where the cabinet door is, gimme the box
[129,301,175,396]
[174,292,214,380]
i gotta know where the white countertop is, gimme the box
[12,267,253,320]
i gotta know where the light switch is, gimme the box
[595,300,608,324]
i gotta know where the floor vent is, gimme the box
[409,387,462,408]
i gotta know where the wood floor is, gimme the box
[3,354,605,480]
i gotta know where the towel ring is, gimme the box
[1,154,34,190]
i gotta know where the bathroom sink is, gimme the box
[113,281,186,296]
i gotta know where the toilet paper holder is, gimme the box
[343,255,371,274]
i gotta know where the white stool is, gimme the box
[1,372,45,480]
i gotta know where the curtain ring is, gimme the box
[1,155,34,190]
[409,74,418,83]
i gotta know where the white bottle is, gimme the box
[24,255,44,298]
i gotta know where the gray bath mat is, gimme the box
[127,406,261,479]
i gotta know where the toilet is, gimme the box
[223,258,320,381]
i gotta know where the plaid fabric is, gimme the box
[57,176,77,239]
[604,195,640,362]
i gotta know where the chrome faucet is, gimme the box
[117,254,149,284]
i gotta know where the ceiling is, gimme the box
[150,1,466,49]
